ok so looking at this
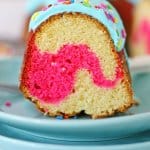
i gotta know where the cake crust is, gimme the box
[20,85,135,119]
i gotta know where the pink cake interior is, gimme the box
[22,35,123,104]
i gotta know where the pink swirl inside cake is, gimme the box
[22,35,123,104]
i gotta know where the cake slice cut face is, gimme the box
[20,0,135,118]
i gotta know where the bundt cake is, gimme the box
[20,0,135,119]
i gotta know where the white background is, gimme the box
[0,0,27,40]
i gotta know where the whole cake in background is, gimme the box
[130,0,150,57]
[20,0,135,119]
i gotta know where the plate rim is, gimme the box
[0,125,150,150]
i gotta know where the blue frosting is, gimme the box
[29,0,126,51]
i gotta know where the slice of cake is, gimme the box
[130,0,150,57]
[20,0,135,119]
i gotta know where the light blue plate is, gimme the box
[0,124,150,150]
[0,57,150,141]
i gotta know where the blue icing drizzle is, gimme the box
[29,0,126,51]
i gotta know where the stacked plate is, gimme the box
[0,57,150,150]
